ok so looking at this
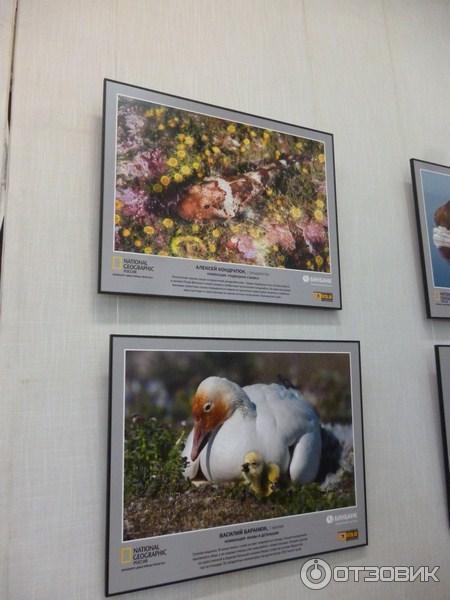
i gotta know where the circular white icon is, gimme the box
[300,558,332,590]
[302,275,310,282]
[326,515,334,524]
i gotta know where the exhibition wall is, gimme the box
[1,1,450,598]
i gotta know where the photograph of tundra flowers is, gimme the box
[114,95,330,271]
[123,349,355,541]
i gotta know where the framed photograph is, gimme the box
[435,345,450,522]
[106,336,367,595]
[411,159,450,318]
[99,80,342,309]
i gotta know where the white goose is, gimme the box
[182,376,322,485]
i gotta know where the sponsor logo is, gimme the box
[312,291,333,302]
[337,529,359,542]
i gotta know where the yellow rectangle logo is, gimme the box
[312,291,333,302]
[337,529,359,542]
[120,547,133,564]
[112,256,123,271]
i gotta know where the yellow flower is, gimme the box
[191,224,200,233]
[227,124,236,134]
[181,165,191,176]
[212,146,221,154]
[134,239,143,248]
[115,214,121,225]
[204,149,211,157]
[192,161,200,170]
[177,150,186,160]
[266,188,273,197]
[295,141,303,150]
[315,199,325,209]
[160,175,171,187]
[315,255,324,267]
[243,138,250,146]
[209,243,217,252]
[174,173,183,183]
[143,226,155,235]
[115,199,123,210]
[122,228,131,238]
[263,131,270,140]
[158,123,165,131]
[144,109,154,117]
[153,183,163,193]
[185,136,194,146]
[250,130,256,137]
[212,228,221,238]
[177,133,185,141]
[314,209,324,222]
[201,134,209,142]
[168,119,176,128]
[274,150,281,159]
[318,153,325,164]
[290,206,302,219]
[167,157,178,167]
[306,260,313,270]
[177,143,185,150]
[162,218,174,228]
[170,235,206,257]
[230,224,240,233]
[158,250,169,256]
[144,246,153,255]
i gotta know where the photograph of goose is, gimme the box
[100,81,341,308]
[107,337,366,594]
[411,159,450,318]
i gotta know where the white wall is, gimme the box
[1,1,450,598]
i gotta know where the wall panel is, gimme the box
[1,1,450,598]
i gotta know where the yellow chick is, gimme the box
[241,451,280,497]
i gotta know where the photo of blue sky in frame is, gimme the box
[422,169,450,289]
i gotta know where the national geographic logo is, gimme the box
[120,544,167,566]
[120,548,133,564]
[312,291,333,302]
[112,256,124,271]
[434,290,450,305]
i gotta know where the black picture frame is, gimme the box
[411,159,450,318]
[106,335,367,596]
[99,79,342,309]
[435,345,450,524]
